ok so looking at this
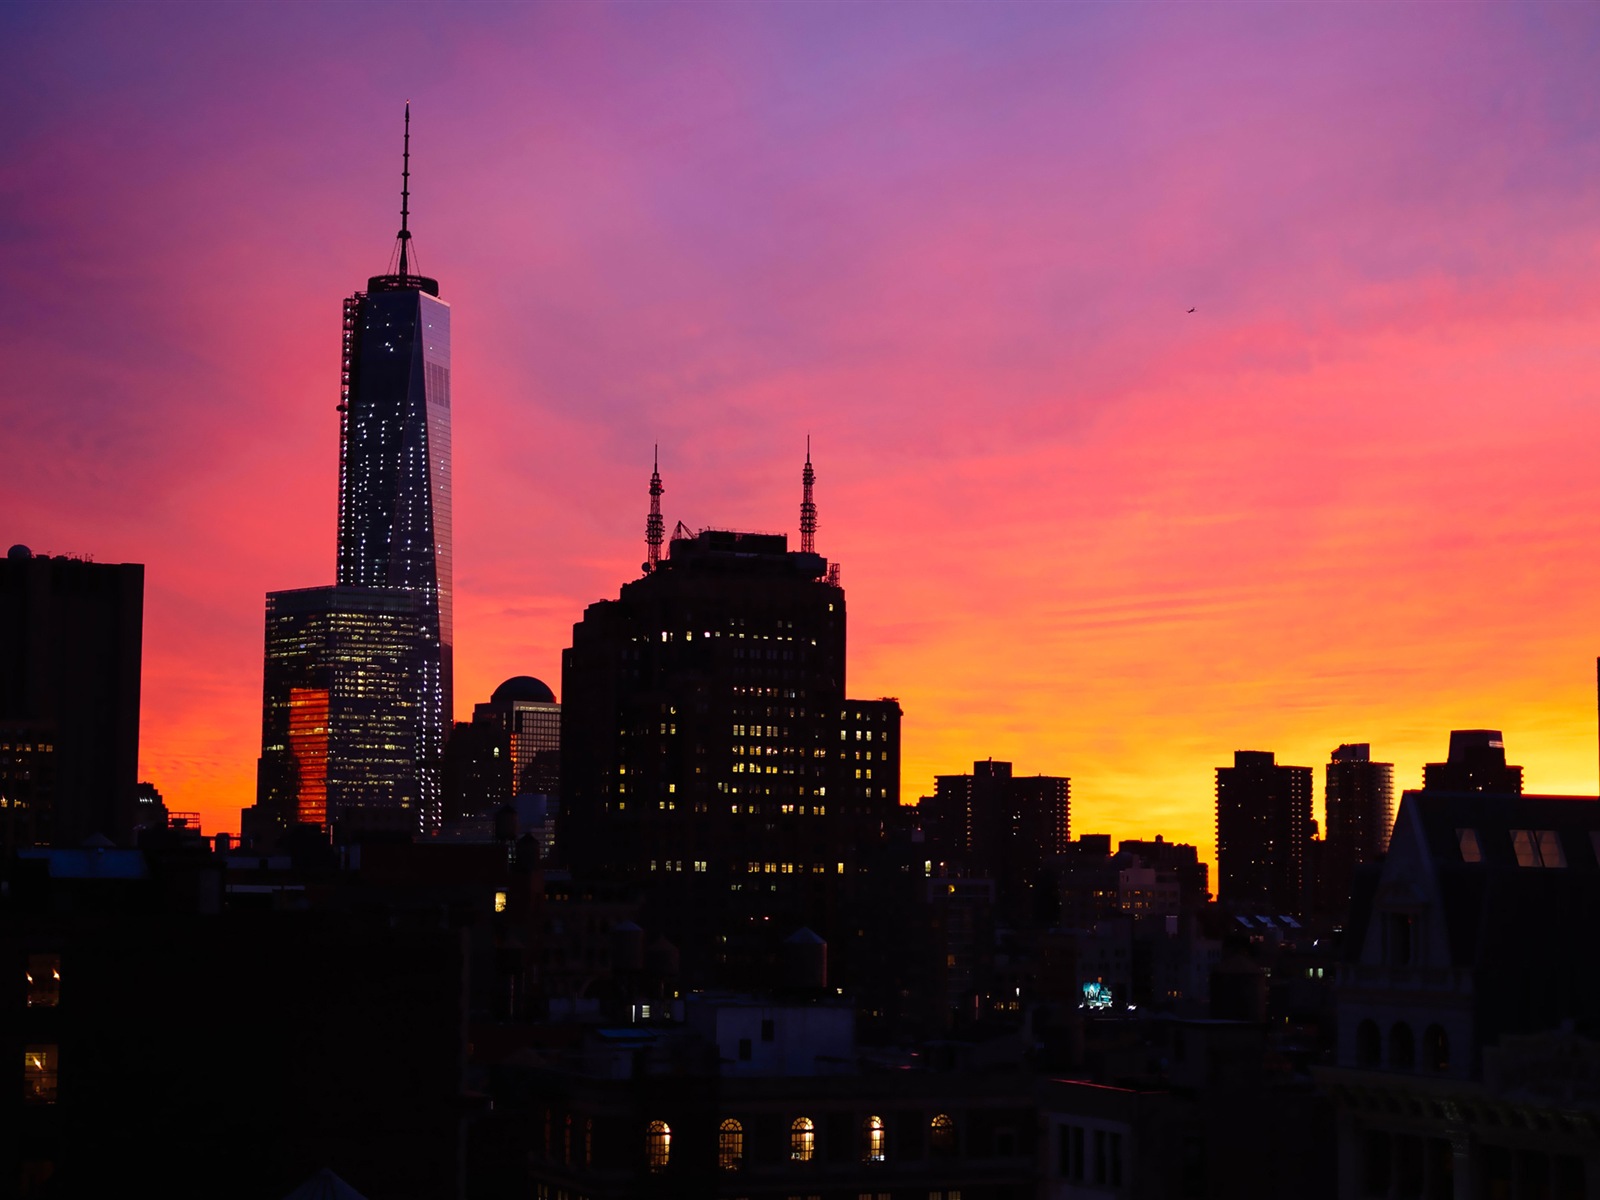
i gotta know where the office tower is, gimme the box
[443,676,561,822]
[559,455,900,981]
[251,107,451,839]
[252,586,436,837]
[1422,729,1523,794]
[925,759,1071,923]
[0,545,142,847]
[1319,743,1395,918]
[1215,750,1313,913]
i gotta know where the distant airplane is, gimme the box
[1187,307,1196,313]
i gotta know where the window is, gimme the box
[791,1117,816,1162]
[761,1018,776,1042]
[864,1114,887,1162]
[1423,1024,1450,1073]
[1457,828,1482,863]
[647,1120,671,1172]
[930,1113,956,1156]
[719,1119,744,1171]
[494,890,508,913]
[1512,829,1567,868]
[25,955,59,1007]
[24,1045,57,1105]
[738,1037,752,1061]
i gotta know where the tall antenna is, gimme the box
[645,447,664,573]
[397,102,412,278]
[799,436,817,554]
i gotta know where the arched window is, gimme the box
[864,1114,887,1162]
[1355,1019,1380,1067]
[646,1120,671,1173]
[719,1119,744,1171]
[930,1113,956,1156]
[1389,1022,1415,1070]
[1423,1024,1450,1073]
[791,1117,816,1162]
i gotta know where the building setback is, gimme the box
[0,546,143,849]
[1215,750,1313,914]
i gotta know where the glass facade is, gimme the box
[256,586,439,834]
[336,283,453,746]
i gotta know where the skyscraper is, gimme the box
[0,545,143,848]
[443,676,562,823]
[249,107,451,839]
[1320,742,1395,918]
[924,759,1071,923]
[253,586,436,836]
[336,104,452,761]
[559,453,901,983]
[1215,749,1313,913]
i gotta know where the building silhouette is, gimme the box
[1323,789,1600,1197]
[559,454,900,983]
[443,675,561,828]
[0,545,142,849]
[249,106,451,839]
[923,759,1070,923]
[1422,729,1522,795]
[1215,750,1312,913]
[1319,743,1394,920]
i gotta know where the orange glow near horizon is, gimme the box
[5,5,1600,872]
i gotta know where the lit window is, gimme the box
[24,1045,57,1105]
[719,1118,744,1171]
[864,1114,887,1162]
[494,890,508,913]
[647,1120,671,1172]
[25,955,60,1007]
[930,1113,956,1155]
[791,1116,816,1162]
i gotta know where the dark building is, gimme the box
[1422,729,1523,795]
[1319,743,1394,921]
[445,676,561,824]
[1117,837,1209,911]
[1321,789,1600,1198]
[250,586,436,839]
[923,759,1070,924]
[250,107,452,839]
[1215,750,1313,914]
[0,546,142,849]
[559,455,900,984]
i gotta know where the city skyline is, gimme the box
[6,4,1600,865]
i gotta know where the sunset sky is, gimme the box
[5,2,1600,866]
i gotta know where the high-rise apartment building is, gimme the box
[1422,729,1523,795]
[1215,749,1313,913]
[0,545,143,848]
[250,107,451,839]
[252,586,436,836]
[559,457,900,982]
[923,759,1071,923]
[1320,742,1395,919]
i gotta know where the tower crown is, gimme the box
[369,103,439,295]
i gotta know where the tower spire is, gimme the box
[397,102,412,278]
[646,447,665,573]
[799,436,817,555]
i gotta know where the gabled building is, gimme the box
[1321,790,1600,1199]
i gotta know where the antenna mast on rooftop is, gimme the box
[799,436,817,555]
[397,103,413,278]
[645,447,664,573]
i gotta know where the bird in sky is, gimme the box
[1187,307,1196,313]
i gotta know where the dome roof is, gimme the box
[491,675,556,705]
